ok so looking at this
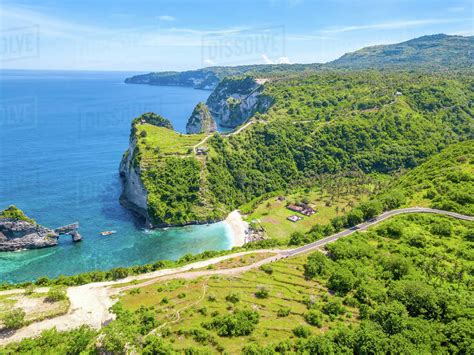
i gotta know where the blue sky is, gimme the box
[0,0,472,71]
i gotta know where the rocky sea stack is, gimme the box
[0,205,82,251]
[186,102,217,134]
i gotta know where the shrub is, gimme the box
[304,252,331,279]
[203,309,259,337]
[129,288,141,295]
[305,309,323,327]
[260,264,273,275]
[380,191,406,210]
[323,298,346,318]
[225,293,240,304]
[430,221,452,237]
[359,201,383,219]
[346,209,364,227]
[46,287,67,302]
[328,269,356,295]
[24,285,35,296]
[277,307,291,317]
[255,287,269,299]
[198,307,208,316]
[293,325,311,338]
[142,335,173,354]
[3,309,26,329]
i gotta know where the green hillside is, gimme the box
[330,34,474,69]
[4,213,472,353]
[131,70,473,226]
[391,141,474,215]
[203,71,474,217]
[125,34,474,89]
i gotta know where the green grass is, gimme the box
[136,124,206,163]
[393,141,474,215]
[116,213,472,353]
[120,254,358,353]
[246,185,373,240]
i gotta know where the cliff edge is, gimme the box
[186,103,217,134]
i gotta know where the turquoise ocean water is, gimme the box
[0,70,233,284]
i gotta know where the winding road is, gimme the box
[1,207,472,345]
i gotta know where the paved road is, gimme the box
[1,207,472,345]
[283,207,474,257]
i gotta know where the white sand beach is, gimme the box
[225,210,249,247]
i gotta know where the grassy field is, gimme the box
[245,186,370,240]
[115,213,472,353]
[120,253,359,353]
[136,124,206,162]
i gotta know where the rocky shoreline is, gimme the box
[0,206,82,252]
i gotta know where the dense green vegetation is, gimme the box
[204,71,473,215]
[388,141,474,215]
[5,214,471,353]
[129,69,473,226]
[258,214,474,354]
[144,157,220,226]
[330,34,474,69]
[0,205,35,224]
[127,115,224,226]
[131,112,174,130]
[125,35,473,90]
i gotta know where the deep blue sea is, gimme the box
[0,70,233,284]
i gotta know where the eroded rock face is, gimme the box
[186,103,217,134]
[206,76,271,128]
[0,219,59,251]
[119,136,150,225]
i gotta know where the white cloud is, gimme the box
[320,18,467,34]
[261,55,292,65]
[261,54,274,64]
[277,56,291,64]
[204,58,215,66]
[159,15,176,22]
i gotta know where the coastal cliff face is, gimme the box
[118,79,274,227]
[0,206,58,251]
[206,77,271,128]
[119,134,150,224]
[119,113,175,225]
[119,112,228,227]
[186,103,217,134]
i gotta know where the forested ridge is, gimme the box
[134,70,473,226]
[204,71,474,216]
